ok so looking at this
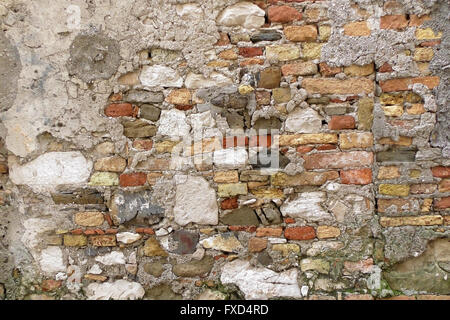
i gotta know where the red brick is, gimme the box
[341,169,373,185]
[420,40,441,47]
[119,173,147,187]
[379,62,393,73]
[256,227,283,237]
[285,226,316,240]
[297,146,314,154]
[221,197,238,210]
[268,6,302,23]
[71,228,83,235]
[432,167,450,178]
[380,15,408,30]
[135,227,155,234]
[105,228,119,234]
[228,226,257,232]
[41,280,62,292]
[316,144,336,151]
[249,135,272,148]
[104,103,138,117]
[175,105,194,111]
[284,217,295,224]
[319,62,342,77]
[380,76,440,92]
[222,136,248,148]
[328,115,355,130]
[132,139,153,151]
[303,151,373,169]
[434,197,450,210]
[239,47,263,58]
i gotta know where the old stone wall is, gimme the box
[0,0,449,300]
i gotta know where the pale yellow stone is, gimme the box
[318,25,331,41]
[421,198,433,212]
[166,88,191,105]
[302,43,323,60]
[344,63,374,76]
[207,60,231,68]
[155,140,180,154]
[239,85,254,95]
[217,183,248,197]
[266,45,301,61]
[413,48,434,62]
[379,184,410,196]
[378,136,412,146]
[317,226,341,239]
[380,215,443,227]
[74,212,105,227]
[382,105,403,117]
[378,166,400,179]
[250,187,284,199]
[94,156,126,172]
[273,244,300,256]
[416,28,442,40]
[406,104,426,115]
[278,133,338,146]
[218,49,238,60]
[339,132,373,149]
[213,171,239,183]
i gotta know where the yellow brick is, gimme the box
[344,63,375,76]
[379,184,410,196]
[382,105,403,117]
[378,136,413,146]
[154,140,179,154]
[217,183,248,197]
[302,43,323,60]
[213,170,239,183]
[317,226,341,239]
[416,28,442,40]
[380,215,443,227]
[339,132,373,149]
[239,85,254,95]
[409,169,421,178]
[413,48,434,62]
[74,212,104,227]
[64,234,88,247]
[207,60,231,68]
[378,166,400,179]
[278,133,338,146]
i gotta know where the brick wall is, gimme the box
[0,0,449,300]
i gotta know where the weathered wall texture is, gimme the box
[0,0,449,300]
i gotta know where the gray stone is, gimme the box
[251,31,282,43]
[221,207,259,226]
[256,205,282,225]
[139,104,161,122]
[51,188,104,205]
[376,149,416,162]
[110,190,164,225]
[67,32,120,83]
[211,93,248,109]
[123,90,164,103]
[257,252,273,266]
[254,118,282,132]
[171,230,199,254]
[172,256,215,277]
[0,30,21,112]
[224,111,245,129]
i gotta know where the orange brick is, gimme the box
[344,21,371,36]
[380,15,408,30]
[303,151,373,169]
[379,76,440,92]
[285,226,316,240]
[341,168,373,185]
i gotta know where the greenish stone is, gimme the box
[300,258,331,274]
[145,284,182,300]
[139,104,161,121]
[88,172,119,186]
[172,256,215,277]
[144,262,165,277]
[123,119,157,138]
[376,150,416,162]
[220,207,259,226]
[307,97,330,105]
